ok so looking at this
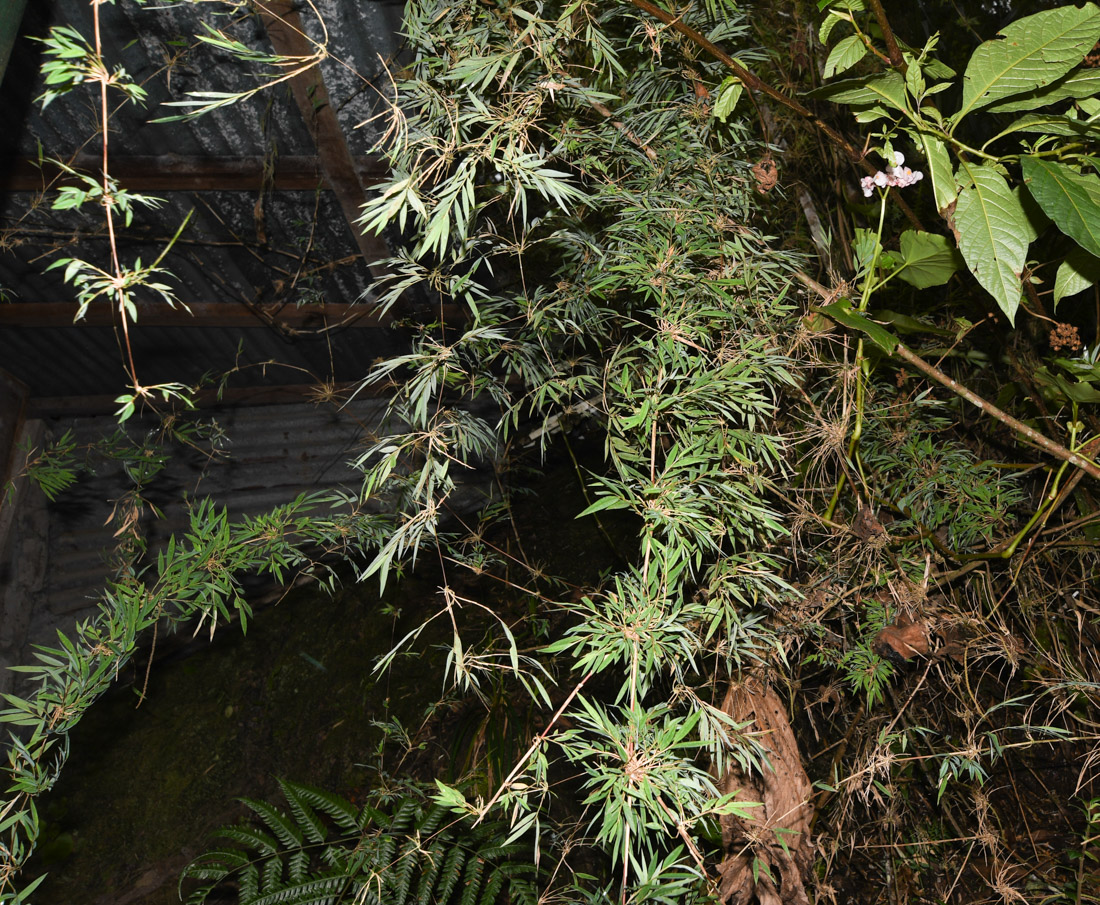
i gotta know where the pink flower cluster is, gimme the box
[860,151,924,197]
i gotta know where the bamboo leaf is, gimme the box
[953,163,1028,323]
[1020,156,1100,258]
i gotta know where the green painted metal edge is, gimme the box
[0,0,30,87]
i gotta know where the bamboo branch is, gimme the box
[628,0,857,159]
[475,671,592,824]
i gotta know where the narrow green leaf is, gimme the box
[817,301,900,354]
[1054,247,1100,306]
[810,71,909,114]
[873,310,954,336]
[823,34,867,79]
[1020,156,1100,258]
[953,163,1028,323]
[893,230,962,288]
[956,4,1100,121]
[577,495,632,517]
[852,228,882,279]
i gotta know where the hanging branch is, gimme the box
[796,271,1100,482]
[892,345,1100,481]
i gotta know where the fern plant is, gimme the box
[179,780,541,905]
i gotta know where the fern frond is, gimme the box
[458,856,486,905]
[250,874,348,905]
[430,842,467,905]
[243,798,305,850]
[261,855,283,895]
[216,825,279,855]
[479,866,504,905]
[388,839,420,905]
[287,782,360,833]
[182,783,543,905]
[239,863,260,902]
[279,780,328,844]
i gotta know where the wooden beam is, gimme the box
[0,366,28,485]
[0,300,390,329]
[27,381,386,418]
[0,155,389,193]
[257,1,391,276]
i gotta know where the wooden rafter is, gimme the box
[257,1,391,278]
[0,155,388,193]
[0,300,389,329]
[27,381,386,418]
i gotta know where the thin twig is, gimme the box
[894,344,1100,481]
[589,100,659,161]
[475,671,592,824]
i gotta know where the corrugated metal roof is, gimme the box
[0,0,421,403]
[3,394,477,692]
[1,0,403,159]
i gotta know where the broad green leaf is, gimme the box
[810,71,909,115]
[953,163,1028,323]
[874,310,954,336]
[817,300,900,354]
[922,57,957,81]
[893,230,962,288]
[904,55,926,101]
[1020,156,1100,257]
[956,4,1100,122]
[984,67,1100,113]
[824,34,867,79]
[1054,246,1100,306]
[1033,365,1100,404]
[1014,185,1049,244]
[984,112,1100,145]
[712,77,743,122]
[910,131,956,213]
[818,0,864,44]
[853,104,892,123]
